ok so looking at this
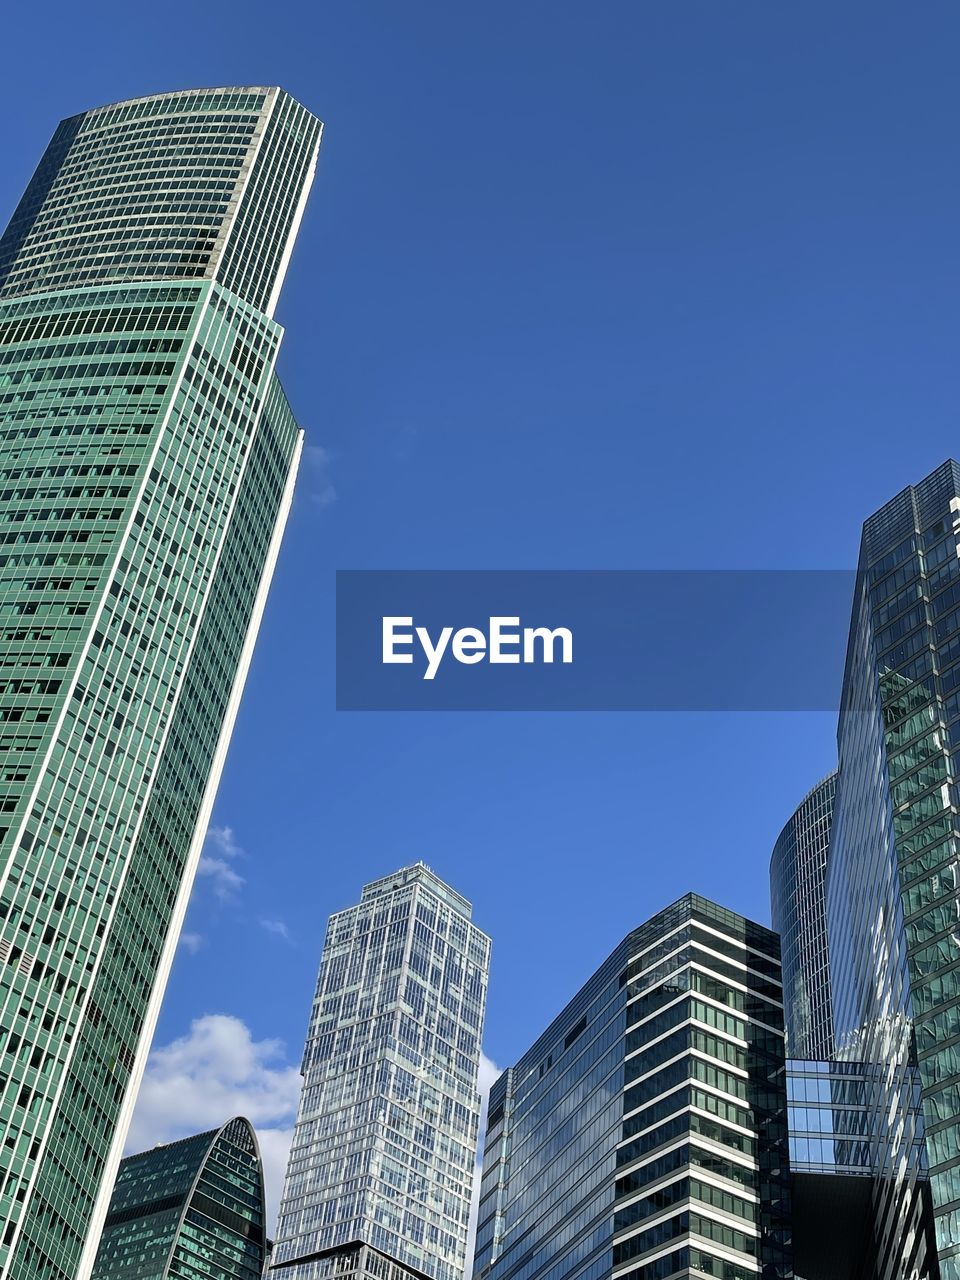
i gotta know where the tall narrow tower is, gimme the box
[828,459,960,1280]
[0,87,321,1278]
[271,864,491,1280]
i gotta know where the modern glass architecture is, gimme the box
[827,459,960,1280]
[271,864,491,1280]
[0,88,321,1278]
[474,894,791,1280]
[785,1059,873,1280]
[90,1116,267,1278]
[769,773,836,1059]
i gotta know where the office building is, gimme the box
[0,87,320,1278]
[770,773,836,1060]
[827,459,960,1280]
[91,1117,267,1278]
[271,864,491,1280]
[474,894,791,1280]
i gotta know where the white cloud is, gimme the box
[129,1024,501,1251]
[257,1125,297,1230]
[206,825,244,860]
[303,443,337,508]
[477,1051,501,1101]
[466,1051,501,1273]
[260,918,292,942]
[196,856,244,899]
[197,825,246,900]
[128,1014,302,1232]
[178,931,204,954]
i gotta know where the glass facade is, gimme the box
[827,459,960,1280]
[271,864,491,1280]
[769,774,836,1060]
[786,1059,871,1177]
[91,1116,267,1278]
[0,88,318,316]
[786,1061,874,1280]
[474,895,791,1280]
[0,88,321,1279]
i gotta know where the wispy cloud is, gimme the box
[303,443,336,508]
[205,825,244,860]
[178,931,204,954]
[197,825,246,901]
[129,1014,301,1233]
[260,918,292,943]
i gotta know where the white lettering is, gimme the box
[383,618,573,679]
[417,625,453,681]
[523,626,573,664]
[489,616,521,663]
[452,627,487,665]
[382,616,414,664]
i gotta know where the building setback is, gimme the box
[91,1117,267,1278]
[473,894,791,1280]
[769,772,836,1060]
[827,459,960,1280]
[0,87,320,1278]
[271,864,490,1280]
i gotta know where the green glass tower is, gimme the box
[0,87,321,1279]
[90,1117,267,1279]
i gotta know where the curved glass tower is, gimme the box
[91,1116,267,1278]
[0,87,321,1278]
[769,771,836,1059]
[828,460,960,1280]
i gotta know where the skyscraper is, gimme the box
[474,894,791,1280]
[827,459,960,1280]
[91,1117,267,1279]
[0,88,320,1278]
[769,772,836,1059]
[271,864,490,1280]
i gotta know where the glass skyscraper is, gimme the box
[474,894,791,1280]
[91,1117,267,1278]
[0,88,320,1278]
[769,773,836,1060]
[271,864,491,1280]
[827,459,960,1280]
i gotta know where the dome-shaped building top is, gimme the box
[91,1116,267,1279]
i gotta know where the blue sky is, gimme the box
[5,0,960,1219]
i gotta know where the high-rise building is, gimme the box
[473,894,791,1280]
[91,1116,267,1278]
[769,772,836,1059]
[271,864,491,1280]
[827,459,960,1280]
[0,88,321,1278]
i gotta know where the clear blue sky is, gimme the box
[4,0,960,1130]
